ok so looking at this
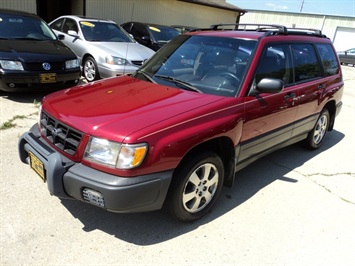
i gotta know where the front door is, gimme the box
[239,44,299,164]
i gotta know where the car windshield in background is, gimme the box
[0,14,57,40]
[137,35,257,97]
[80,21,134,42]
[148,25,180,44]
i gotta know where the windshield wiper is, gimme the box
[135,70,156,83]
[154,75,202,93]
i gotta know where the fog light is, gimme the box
[82,188,105,208]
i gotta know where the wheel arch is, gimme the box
[173,136,236,188]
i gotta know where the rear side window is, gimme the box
[292,43,321,82]
[50,18,64,31]
[316,43,339,76]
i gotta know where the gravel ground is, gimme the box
[1,67,354,266]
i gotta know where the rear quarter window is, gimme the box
[316,43,339,76]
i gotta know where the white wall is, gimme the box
[0,0,37,13]
[85,0,238,28]
[240,10,355,42]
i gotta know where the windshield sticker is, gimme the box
[80,21,95,27]
[149,26,161,32]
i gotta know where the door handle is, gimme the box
[317,83,326,89]
[284,93,297,105]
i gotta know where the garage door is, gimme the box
[333,27,355,52]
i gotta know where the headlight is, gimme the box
[105,55,130,65]
[65,59,79,69]
[0,60,24,70]
[84,137,148,169]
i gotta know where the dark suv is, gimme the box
[19,24,343,222]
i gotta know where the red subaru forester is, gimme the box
[19,24,343,222]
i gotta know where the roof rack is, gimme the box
[287,27,324,36]
[209,23,325,37]
[211,23,287,33]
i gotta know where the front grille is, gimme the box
[131,60,144,66]
[40,111,83,156]
[25,62,65,71]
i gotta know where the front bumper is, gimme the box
[18,124,173,213]
[0,71,81,92]
[98,64,139,78]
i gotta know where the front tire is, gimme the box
[166,152,224,222]
[83,56,100,82]
[305,108,330,149]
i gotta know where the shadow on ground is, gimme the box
[60,129,345,245]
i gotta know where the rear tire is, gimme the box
[305,108,330,149]
[166,152,224,222]
[83,56,100,82]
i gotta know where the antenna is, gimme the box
[300,0,305,12]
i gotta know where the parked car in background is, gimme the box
[337,48,355,66]
[49,16,155,82]
[19,24,343,222]
[0,9,81,92]
[121,22,180,51]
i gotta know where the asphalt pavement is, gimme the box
[1,67,354,266]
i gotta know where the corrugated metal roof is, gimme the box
[178,0,247,13]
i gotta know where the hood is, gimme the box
[93,42,155,61]
[43,76,223,142]
[0,39,75,61]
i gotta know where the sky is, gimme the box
[226,0,355,17]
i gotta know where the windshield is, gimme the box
[136,35,256,97]
[149,25,180,44]
[80,21,134,42]
[0,13,57,40]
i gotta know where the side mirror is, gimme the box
[57,34,65,40]
[67,30,79,37]
[256,78,284,93]
[249,78,284,96]
[140,35,151,45]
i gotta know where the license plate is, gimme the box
[39,73,56,83]
[29,151,46,182]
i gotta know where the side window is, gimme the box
[254,44,291,86]
[50,18,64,31]
[316,43,339,76]
[62,19,78,34]
[132,24,148,38]
[291,43,321,82]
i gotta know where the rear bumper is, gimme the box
[335,100,342,117]
[18,124,173,213]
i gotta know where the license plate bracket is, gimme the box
[29,151,46,182]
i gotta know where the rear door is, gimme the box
[290,42,339,136]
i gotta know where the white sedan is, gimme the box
[49,15,155,82]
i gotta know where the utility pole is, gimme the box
[300,0,305,12]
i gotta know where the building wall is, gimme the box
[0,0,37,13]
[85,0,238,28]
[240,10,355,50]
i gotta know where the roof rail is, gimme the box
[210,23,287,34]
[287,27,324,37]
[209,23,325,38]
